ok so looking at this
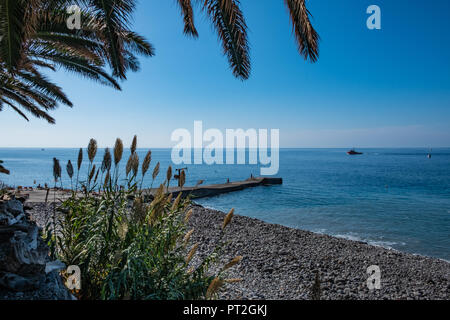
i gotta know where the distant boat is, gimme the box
[427,153,432,159]
[347,149,363,155]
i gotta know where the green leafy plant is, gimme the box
[46,136,241,300]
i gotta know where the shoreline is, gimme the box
[197,203,450,264]
[27,201,449,300]
[186,203,449,300]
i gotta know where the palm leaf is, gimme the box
[0,83,56,123]
[90,0,135,79]
[0,159,10,174]
[284,0,319,62]
[0,98,30,121]
[0,0,26,70]
[18,69,73,106]
[29,47,121,90]
[177,0,198,37]
[203,0,250,80]
[0,0,151,124]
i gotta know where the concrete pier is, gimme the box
[19,177,283,202]
[167,177,283,199]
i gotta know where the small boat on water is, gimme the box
[347,149,363,155]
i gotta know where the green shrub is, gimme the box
[46,137,240,300]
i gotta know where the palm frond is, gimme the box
[0,98,30,121]
[89,0,136,79]
[0,0,150,124]
[284,0,319,62]
[177,0,198,37]
[0,84,56,123]
[17,69,73,106]
[203,0,250,80]
[29,47,121,90]
[0,0,27,70]
[120,31,155,56]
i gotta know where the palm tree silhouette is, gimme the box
[0,0,319,123]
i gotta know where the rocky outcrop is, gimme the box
[0,195,72,300]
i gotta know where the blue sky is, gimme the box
[1,0,450,148]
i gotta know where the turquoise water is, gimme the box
[1,148,449,260]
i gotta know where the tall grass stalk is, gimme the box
[46,137,241,300]
[76,148,83,192]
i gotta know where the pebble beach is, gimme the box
[27,201,450,300]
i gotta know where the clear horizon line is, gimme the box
[1,146,449,149]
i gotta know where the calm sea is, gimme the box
[1,148,449,261]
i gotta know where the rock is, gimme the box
[262,267,274,274]
[5,200,24,217]
[10,227,47,266]
[16,197,27,204]
[0,273,39,292]
[0,199,72,300]
[0,212,14,226]
[45,261,66,274]
[0,212,26,227]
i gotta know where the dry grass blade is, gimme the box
[224,278,243,283]
[184,229,195,244]
[180,169,186,188]
[132,197,147,224]
[222,208,234,230]
[94,169,99,184]
[284,0,320,62]
[114,138,124,166]
[166,193,173,204]
[166,166,172,184]
[152,162,160,180]
[206,278,224,299]
[186,243,199,264]
[131,135,137,154]
[66,160,74,179]
[185,208,193,223]
[53,158,61,182]
[131,153,139,177]
[223,256,243,271]
[87,139,98,162]
[77,148,83,171]
[126,154,133,176]
[101,148,112,173]
[172,192,183,211]
[89,164,96,183]
[104,171,110,187]
[142,151,152,176]
[155,184,165,199]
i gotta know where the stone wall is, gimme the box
[0,195,72,300]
